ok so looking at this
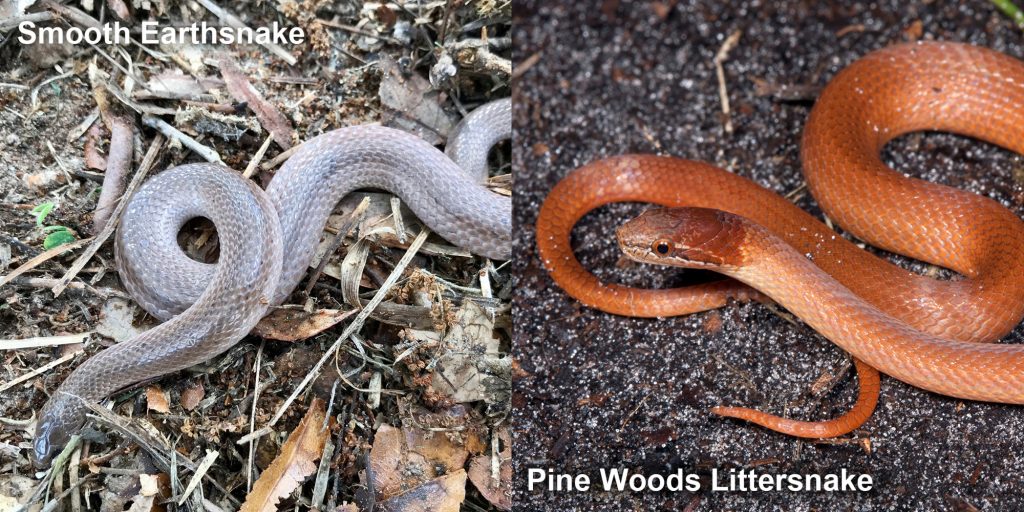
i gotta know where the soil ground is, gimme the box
[513,1,1024,510]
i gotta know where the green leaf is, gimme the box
[31,202,55,227]
[43,227,75,250]
[993,0,1024,28]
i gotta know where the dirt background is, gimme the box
[512,0,1024,510]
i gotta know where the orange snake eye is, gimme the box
[653,239,672,255]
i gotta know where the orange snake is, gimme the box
[535,41,1024,437]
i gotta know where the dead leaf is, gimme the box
[253,308,357,341]
[0,475,40,512]
[369,424,468,503]
[428,302,509,403]
[412,405,486,456]
[146,386,170,414]
[96,297,143,342]
[180,382,205,411]
[376,470,466,512]
[378,56,455,145]
[126,473,171,512]
[97,458,146,512]
[376,4,397,27]
[126,492,157,512]
[240,399,332,512]
[218,58,295,149]
[467,427,511,511]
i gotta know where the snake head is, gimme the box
[33,419,67,468]
[33,399,80,468]
[616,207,747,269]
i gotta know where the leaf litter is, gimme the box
[0,0,511,510]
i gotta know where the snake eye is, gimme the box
[652,239,672,255]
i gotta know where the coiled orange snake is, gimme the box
[535,41,1024,438]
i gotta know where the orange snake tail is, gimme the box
[711,360,881,438]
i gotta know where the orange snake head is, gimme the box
[616,207,747,269]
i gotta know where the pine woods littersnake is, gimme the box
[32,98,511,466]
[536,42,1024,437]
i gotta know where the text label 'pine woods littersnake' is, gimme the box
[536,42,1024,437]
[33,98,511,466]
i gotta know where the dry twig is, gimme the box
[714,30,743,134]
[141,116,221,162]
[0,237,95,290]
[0,333,92,350]
[51,136,164,297]
[194,0,298,65]
[303,196,370,298]
[0,349,82,393]
[243,134,275,179]
[244,229,433,443]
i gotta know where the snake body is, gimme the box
[33,98,511,466]
[536,42,1024,435]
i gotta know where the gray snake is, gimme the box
[33,98,511,466]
